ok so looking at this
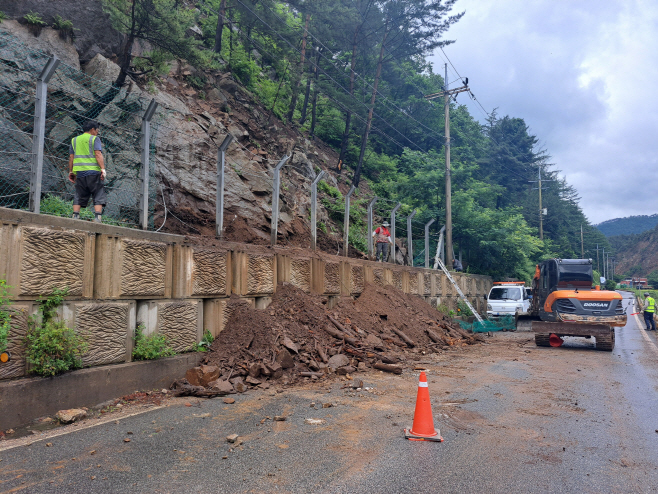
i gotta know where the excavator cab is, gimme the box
[520,259,625,351]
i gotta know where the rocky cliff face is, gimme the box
[0,16,361,254]
[0,0,123,62]
[615,225,658,277]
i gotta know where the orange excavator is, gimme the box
[517,259,626,351]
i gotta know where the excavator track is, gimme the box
[534,333,551,347]
[595,331,615,352]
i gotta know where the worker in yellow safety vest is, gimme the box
[68,120,107,223]
[643,292,656,331]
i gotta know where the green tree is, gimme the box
[102,0,201,88]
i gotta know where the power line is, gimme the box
[223,0,430,152]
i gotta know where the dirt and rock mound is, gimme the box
[175,283,482,396]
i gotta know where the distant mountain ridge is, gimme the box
[596,214,658,237]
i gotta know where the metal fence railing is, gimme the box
[0,29,161,228]
[0,27,450,271]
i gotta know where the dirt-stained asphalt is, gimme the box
[1,291,657,493]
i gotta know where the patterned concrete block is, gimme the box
[422,273,432,296]
[278,256,311,293]
[350,264,364,295]
[371,267,387,286]
[1,223,95,299]
[233,252,275,296]
[324,261,341,295]
[0,303,35,379]
[392,270,404,291]
[193,249,230,296]
[95,235,173,299]
[62,301,135,367]
[290,259,311,293]
[137,299,203,353]
[173,245,231,298]
[408,272,419,295]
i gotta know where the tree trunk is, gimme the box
[353,21,389,187]
[338,25,359,173]
[299,47,316,125]
[114,34,134,89]
[309,48,321,136]
[286,13,310,123]
[214,0,227,53]
[229,16,233,65]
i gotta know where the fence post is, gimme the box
[140,99,158,230]
[310,170,325,250]
[433,225,446,269]
[271,155,290,246]
[367,196,377,258]
[29,55,60,214]
[424,218,436,268]
[407,209,416,266]
[216,133,234,238]
[343,185,356,257]
[390,202,401,263]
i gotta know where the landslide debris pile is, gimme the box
[173,283,480,396]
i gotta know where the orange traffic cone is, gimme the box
[404,371,443,442]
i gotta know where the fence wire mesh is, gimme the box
[0,29,162,227]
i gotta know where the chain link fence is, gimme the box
[0,29,163,227]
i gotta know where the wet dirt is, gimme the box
[202,283,480,386]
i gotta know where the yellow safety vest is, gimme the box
[71,133,101,173]
[646,296,655,313]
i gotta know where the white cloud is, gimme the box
[431,0,658,223]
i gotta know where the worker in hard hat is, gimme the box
[372,221,392,262]
[643,292,656,331]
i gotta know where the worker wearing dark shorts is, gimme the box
[643,292,656,331]
[68,120,107,223]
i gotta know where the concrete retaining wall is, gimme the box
[0,207,492,381]
[0,353,201,430]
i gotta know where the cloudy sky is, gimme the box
[429,0,658,224]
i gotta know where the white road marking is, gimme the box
[633,313,658,357]
[0,405,165,453]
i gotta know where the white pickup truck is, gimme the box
[486,282,531,318]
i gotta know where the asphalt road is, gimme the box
[2,291,658,493]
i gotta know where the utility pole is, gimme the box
[529,166,552,240]
[596,244,600,273]
[580,224,584,259]
[424,66,469,270]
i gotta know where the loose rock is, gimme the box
[327,354,350,370]
[208,379,235,394]
[55,409,87,424]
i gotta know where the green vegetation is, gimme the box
[25,288,88,377]
[194,329,214,352]
[102,0,202,87]
[597,214,658,237]
[40,195,123,226]
[132,323,175,360]
[24,11,46,36]
[0,280,11,354]
[456,300,473,317]
[0,11,6,23]
[95,0,613,280]
[52,14,75,40]
[24,11,46,26]
[437,303,455,318]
